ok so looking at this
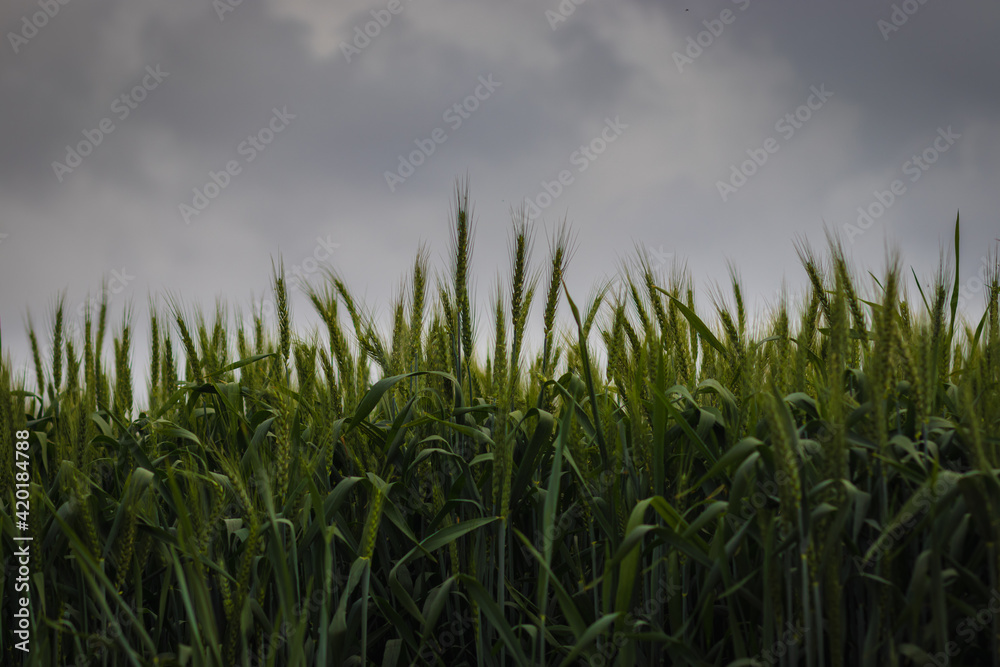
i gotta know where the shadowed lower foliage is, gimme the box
[1,188,999,666]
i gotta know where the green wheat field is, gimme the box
[2,183,999,666]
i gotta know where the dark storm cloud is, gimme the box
[1,0,999,379]
[721,2,1000,158]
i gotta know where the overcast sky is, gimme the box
[2,0,999,392]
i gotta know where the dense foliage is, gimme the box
[1,185,999,666]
